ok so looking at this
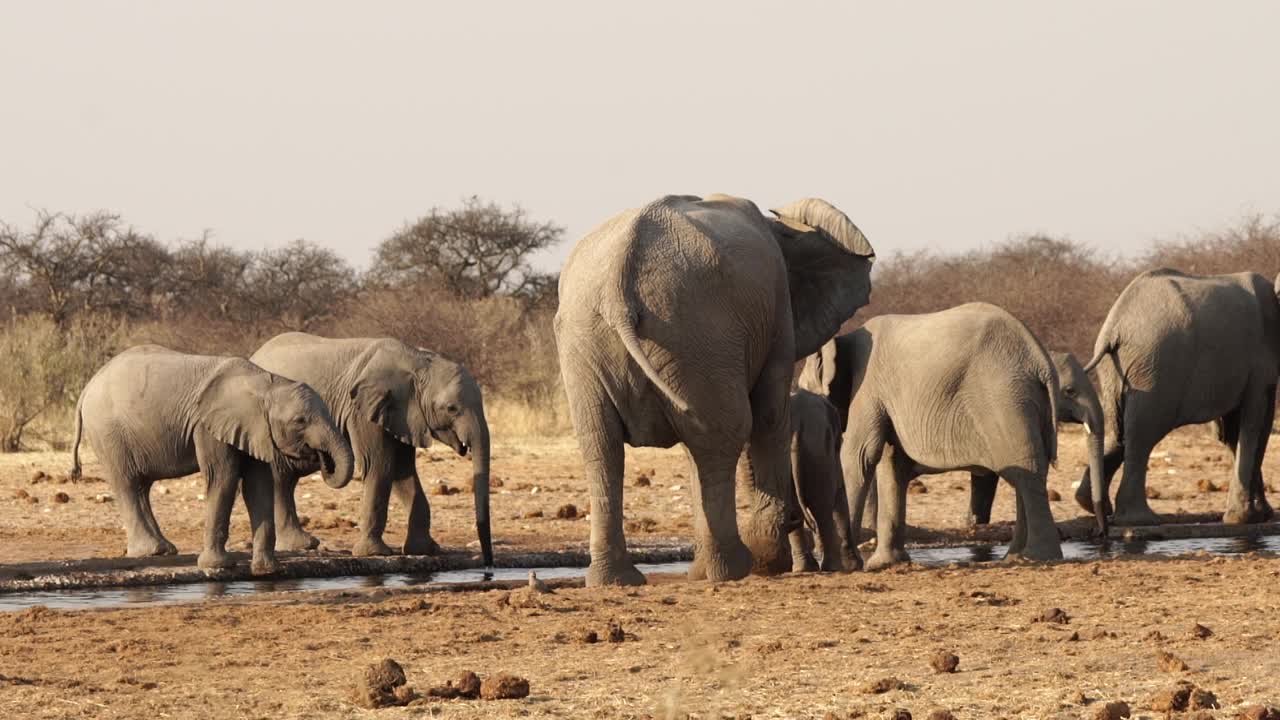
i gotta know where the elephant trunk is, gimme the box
[464,416,494,567]
[312,423,354,490]
[1084,402,1109,537]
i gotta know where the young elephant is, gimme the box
[968,351,1108,530]
[70,345,354,573]
[250,333,493,563]
[803,303,1106,570]
[788,390,859,572]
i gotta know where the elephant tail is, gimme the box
[69,392,85,481]
[1040,366,1059,467]
[1082,341,1117,374]
[608,306,692,415]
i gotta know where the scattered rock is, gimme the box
[479,673,530,700]
[429,483,458,496]
[907,479,928,494]
[93,493,113,503]
[1157,650,1189,672]
[30,471,46,484]
[556,503,579,519]
[1047,488,1062,501]
[624,517,658,533]
[1146,487,1162,499]
[1064,631,1080,642]
[929,651,959,674]
[1197,478,1221,493]
[606,621,626,643]
[1089,701,1130,720]
[13,489,29,499]
[522,510,544,519]
[1145,630,1166,642]
[634,474,651,487]
[861,677,903,694]
[1237,705,1280,720]
[1035,607,1071,624]
[52,492,70,504]
[1087,628,1116,640]
[578,629,598,644]
[351,658,411,709]
[926,711,955,720]
[889,710,912,720]
[1148,684,1191,712]
[1191,623,1213,639]
[23,495,37,505]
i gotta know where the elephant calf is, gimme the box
[803,303,1106,570]
[788,390,859,572]
[71,345,354,573]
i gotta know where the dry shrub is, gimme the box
[0,314,127,451]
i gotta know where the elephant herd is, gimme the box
[68,193,1279,588]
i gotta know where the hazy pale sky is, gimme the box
[2,2,1278,271]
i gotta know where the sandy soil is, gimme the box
[1,425,1278,718]
[0,425,1269,566]
[0,555,1277,718]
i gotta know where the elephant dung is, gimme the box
[1046,488,1062,501]
[860,677,904,694]
[926,711,956,720]
[1190,623,1214,639]
[1238,705,1280,720]
[351,658,414,709]
[1034,607,1071,624]
[1148,683,1192,712]
[427,670,481,699]
[1088,700,1131,720]
[633,474,651,487]
[479,673,530,700]
[555,504,579,519]
[1156,650,1189,672]
[606,621,626,643]
[30,471,46,484]
[929,651,959,673]
[52,492,70,504]
[906,479,927,495]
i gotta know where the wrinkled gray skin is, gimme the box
[968,352,1108,535]
[70,345,354,574]
[1073,269,1280,526]
[788,390,859,573]
[250,333,493,563]
[802,303,1069,570]
[555,194,875,586]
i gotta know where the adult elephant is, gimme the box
[968,351,1108,528]
[70,345,354,573]
[1073,269,1280,526]
[802,303,1106,570]
[250,334,493,563]
[555,194,875,586]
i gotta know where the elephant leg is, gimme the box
[1225,386,1271,524]
[241,461,280,575]
[392,444,441,555]
[1007,479,1027,556]
[737,351,800,576]
[789,527,818,573]
[865,450,912,571]
[841,415,886,571]
[811,501,847,572]
[1111,405,1163,526]
[967,471,999,526]
[570,397,644,587]
[687,447,754,582]
[113,474,175,558]
[1249,385,1275,522]
[195,444,242,570]
[352,432,399,557]
[828,481,860,572]
[136,480,178,556]
[1003,467,1063,561]
[273,469,319,552]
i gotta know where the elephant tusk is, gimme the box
[1083,421,1094,436]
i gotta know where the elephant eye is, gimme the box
[293,415,306,425]
[446,403,460,415]
[1063,387,1077,398]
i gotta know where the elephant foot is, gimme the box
[792,554,819,573]
[690,540,754,582]
[126,537,178,558]
[864,547,911,572]
[837,549,864,573]
[402,535,441,556]
[197,548,234,570]
[586,557,646,587]
[276,528,320,552]
[1005,540,1064,563]
[740,529,791,577]
[1252,499,1276,523]
[352,536,398,557]
[250,555,281,576]
[1223,503,1273,525]
[1111,505,1162,527]
[966,512,990,528]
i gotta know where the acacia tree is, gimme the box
[0,211,169,325]
[370,197,563,300]
[244,239,357,332]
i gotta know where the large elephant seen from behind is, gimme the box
[555,193,875,586]
[70,345,355,573]
[250,333,493,563]
[1074,269,1280,526]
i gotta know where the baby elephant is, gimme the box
[788,390,859,572]
[71,345,354,573]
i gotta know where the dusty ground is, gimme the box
[1,425,1279,718]
[0,555,1278,718]
[0,425,1270,565]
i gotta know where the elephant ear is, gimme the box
[770,199,876,360]
[195,359,278,463]
[798,339,840,396]
[348,368,417,446]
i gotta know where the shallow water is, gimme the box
[2,535,1276,612]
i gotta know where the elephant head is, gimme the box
[346,345,493,566]
[196,359,355,489]
[1052,352,1108,535]
[769,199,876,359]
